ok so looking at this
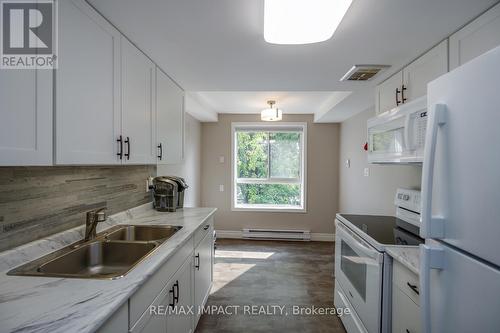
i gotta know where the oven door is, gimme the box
[335,220,384,333]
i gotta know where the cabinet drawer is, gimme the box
[129,237,193,327]
[393,260,420,306]
[194,217,213,247]
[392,285,421,333]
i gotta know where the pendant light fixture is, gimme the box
[261,100,283,121]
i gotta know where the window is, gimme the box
[231,123,306,211]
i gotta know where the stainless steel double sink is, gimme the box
[8,225,182,280]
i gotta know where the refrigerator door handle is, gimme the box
[421,104,446,238]
[420,244,444,333]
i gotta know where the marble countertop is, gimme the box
[386,245,420,275]
[0,204,216,333]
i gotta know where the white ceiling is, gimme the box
[191,91,351,115]
[88,0,498,122]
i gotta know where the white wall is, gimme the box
[338,107,422,214]
[201,114,340,235]
[157,113,201,207]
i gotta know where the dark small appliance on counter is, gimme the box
[150,176,189,212]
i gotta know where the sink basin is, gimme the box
[8,224,182,279]
[36,241,156,279]
[105,225,182,242]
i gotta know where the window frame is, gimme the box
[231,122,307,213]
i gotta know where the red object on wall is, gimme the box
[363,142,368,151]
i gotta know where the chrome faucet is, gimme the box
[84,208,107,241]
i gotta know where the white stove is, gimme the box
[334,189,422,333]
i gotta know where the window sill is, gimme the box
[232,205,306,213]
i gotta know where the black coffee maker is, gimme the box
[150,176,189,212]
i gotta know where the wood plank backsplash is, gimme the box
[0,165,156,252]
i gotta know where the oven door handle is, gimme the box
[336,221,382,262]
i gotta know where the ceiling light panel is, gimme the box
[264,0,353,45]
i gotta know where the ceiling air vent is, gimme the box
[340,65,390,81]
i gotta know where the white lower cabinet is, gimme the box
[101,223,214,333]
[392,261,421,333]
[194,229,214,325]
[130,276,172,333]
[130,256,193,333]
[130,255,193,333]
[392,286,420,333]
[166,258,194,333]
[97,303,128,333]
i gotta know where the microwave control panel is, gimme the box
[411,111,427,150]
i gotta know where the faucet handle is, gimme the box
[87,207,107,223]
[95,208,107,222]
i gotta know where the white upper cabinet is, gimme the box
[376,40,448,115]
[403,40,448,101]
[156,67,185,165]
[0,70,52,166]
[56,0,121,165]
[121,38,156,165]
[375,70,403,115]
[449,3,500,70]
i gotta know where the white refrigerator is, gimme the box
[420,47,500,333]
[420,45,500,333]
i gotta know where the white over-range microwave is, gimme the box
[367,96,427,164]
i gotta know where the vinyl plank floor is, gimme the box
[195,239,347,333]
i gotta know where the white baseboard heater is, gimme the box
[242,228,311,241]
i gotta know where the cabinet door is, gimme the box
[156,67,184,164]
[167,258,194,333]
[56,0,121,165]
[392,285,420,333]
[194,231,213,325]
[97,303,128,333]
[375,70,403,115]
[403,40,448,102]
[449,2,500,70]
[0,69,52,166]
[121,38,156,164]
[130,291,168,333]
